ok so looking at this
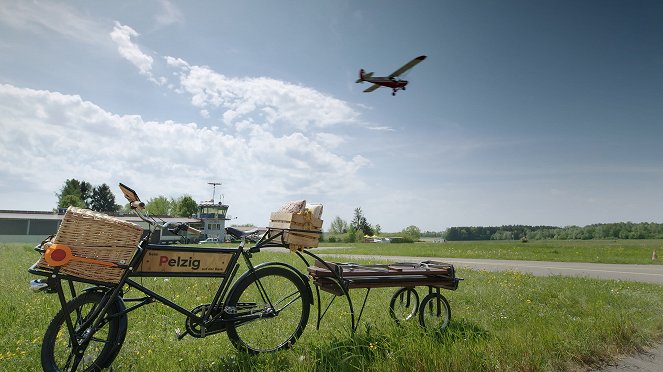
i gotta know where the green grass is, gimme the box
[318,239,663,264]
[3,242,663,371]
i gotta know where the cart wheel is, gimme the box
[389,287,419,324]
[418,292,451,331]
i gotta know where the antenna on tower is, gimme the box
[208,182,222,204]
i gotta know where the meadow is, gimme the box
[318,239,663,265]
[3,241,663,371]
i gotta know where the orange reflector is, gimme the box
[44,244,73,267]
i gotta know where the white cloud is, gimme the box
[367,126,395,132]
[165,58,360,130]
[110,22,154,77]
[0,1,106,45]
[314,132,346,148]
[0,84,368,221]
[154,0,184,28]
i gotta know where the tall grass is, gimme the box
[3,242,663,371]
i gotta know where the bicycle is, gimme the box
[29,183,314,371]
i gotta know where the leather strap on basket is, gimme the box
[44,243,117,268]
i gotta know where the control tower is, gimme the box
[196,182,229,242]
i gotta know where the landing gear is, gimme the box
[392,87,405,96]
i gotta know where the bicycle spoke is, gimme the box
[273,292,302,313]
[226,266,310,353]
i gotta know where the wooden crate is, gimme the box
[35,207,143,284]
[269,211,322,251]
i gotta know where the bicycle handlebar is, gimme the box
[186,225,202,235]
[120,183,202,237]
[167,223,202,235]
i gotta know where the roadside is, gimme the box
[594,343,663,372]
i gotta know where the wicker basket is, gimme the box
[269,211,323,251]
[35,207,143,284]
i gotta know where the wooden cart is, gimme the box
[260,225,462,333]
[305,256,462,332]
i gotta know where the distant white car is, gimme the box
[198,238,219,244]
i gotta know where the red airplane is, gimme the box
[356,55,427,96]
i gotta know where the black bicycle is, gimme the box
[29,183,314,371]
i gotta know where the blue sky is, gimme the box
[0,0,661,232]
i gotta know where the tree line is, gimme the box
[56,179,198,217]
[327,207,421,243]
[443,223,663,241]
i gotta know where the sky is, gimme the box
[0,0,662,232]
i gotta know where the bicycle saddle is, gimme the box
[225,227,259,239]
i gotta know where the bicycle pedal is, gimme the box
[175,327,190,340]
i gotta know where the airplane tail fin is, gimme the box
[355,69,373,83]
[355,69,365,83]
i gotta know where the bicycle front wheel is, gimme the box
[225,266,311,354]
[41,290,128,371]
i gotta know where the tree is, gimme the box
[329,216,348,235]
[146,196,171,216]
[346,226,358,243]
[80,181,93,207]
[401,225,421,242]
[172,195,198,217]
[89,184,118,213]
[351,207,373,236]
[57,179,89,209]
[58,193,86,209]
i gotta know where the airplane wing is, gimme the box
[363,84,381,93]
[388,55,427,78]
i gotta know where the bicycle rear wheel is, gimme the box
[225,266,310,354]
[41,290,128,371]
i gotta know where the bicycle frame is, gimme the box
[122,239,275,339]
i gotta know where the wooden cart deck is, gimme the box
[308,260,460,295]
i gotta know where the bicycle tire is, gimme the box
[41,290,128,371]
[225,266,310,354]
[418,292,451,331]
